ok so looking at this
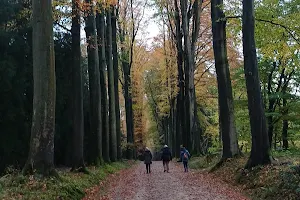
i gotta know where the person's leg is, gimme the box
[183,161,187,172]
[186,162,189,172]
[149,164,151,173]
[163,161,166,172]
[166,161,169,172]
[146,164,148,173]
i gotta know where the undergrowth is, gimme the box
[189,154,220,169]
[0,161,133,200]
[190,149,300,200]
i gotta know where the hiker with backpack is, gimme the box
[161,145,172,172]
[144,147,153,174]
[180,146,190,172]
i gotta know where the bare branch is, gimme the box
[54,21,71,32]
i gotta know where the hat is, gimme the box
[164,145,168,148]
[145,147,149,150]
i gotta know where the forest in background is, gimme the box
[0,0,300,198]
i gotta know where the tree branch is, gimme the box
[225,15,300,44]
[54,21,71,32]
[256,18,300,45]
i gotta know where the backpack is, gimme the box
[183,151,189,161]
[183,152,188,159]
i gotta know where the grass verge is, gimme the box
[189,149,300,200]
[0,161,134,200]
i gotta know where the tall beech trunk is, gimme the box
[180,0,202,152]
[112,7,122,160]
[96,7,110,162]
[70,0,86,171]
[191,0,203,155]
[119,26,134,159]
[171,102,177,156]
[180,0,192,149]
[106,7,117,162]
[85,0,102,164]
[211,0,239,158]
[242,0,271,168]
[124,64,134,159]
[23,0,56,176]
[174,0,184,157]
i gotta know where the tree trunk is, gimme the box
[96,7,110,163]
[267,116,274,149]
[112,7,122,160]
[282,76,289,150]
[180,0,202,152]
[70,0,86,171]
[174,0,184,157]
[119,25,134,160]
[85,0,102,165]
[211,0,239,158]
[106,7,117,162]
[124,66,134,159]
[282,116,288,150]
[171,102,177,157]
[242,0,271,168]
[22,0,56,176]
[267,64,284,148]
[180,0,192,150]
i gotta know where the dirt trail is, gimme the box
[84,161,249,200]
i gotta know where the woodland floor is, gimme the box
[83,161,249,200]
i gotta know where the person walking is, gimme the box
[180,146,190,172]
[144,147,152,174]
[161,145,172,172]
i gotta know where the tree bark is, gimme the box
[106,7,117,162]
[85,0,103,165]
[267,64,285,148]
[282,76,289,150]
[119,23,134,160]
[282,112,288,150]
[242,0,271,168]
[22,0,56,176]
[112,7,122,160]
[123,63,134,159]
[174,0,184,157]
[211,0,239,158]
[180,0,192,150]
[180,0,202,152]
[70,0,86,171]
[96,7,110,162]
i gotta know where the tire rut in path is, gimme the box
[89,161,249,200]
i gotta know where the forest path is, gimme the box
[84,161,249,200]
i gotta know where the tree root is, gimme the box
[210,158,226,172]
[22,162,60,179]
[209,154,242,172]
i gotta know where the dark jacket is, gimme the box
[161,147,172,161]
[144,149,152,164]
